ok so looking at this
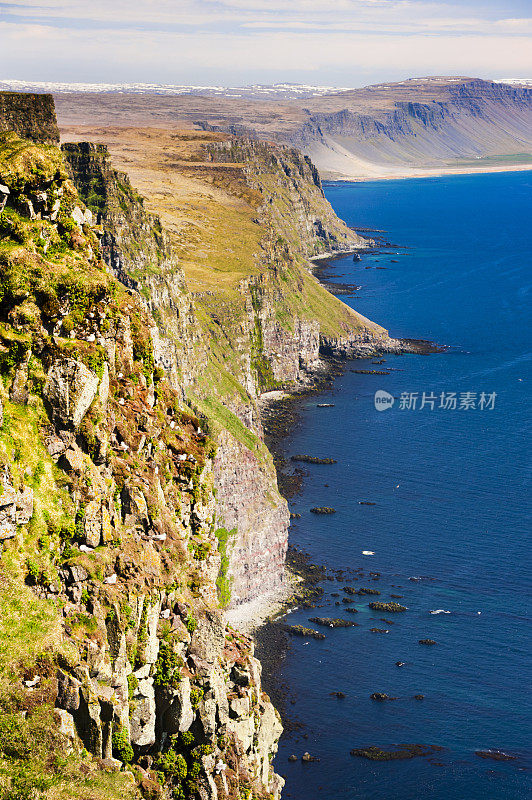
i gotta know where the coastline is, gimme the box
[227,242,443,635]
[225,370,352,635]
[225,582,294,635]
[321,163,532,183]
[259,171,530,798]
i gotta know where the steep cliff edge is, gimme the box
[59,128,401,606]
[0,124,283,800]
[0,95,404,800]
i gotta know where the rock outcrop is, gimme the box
[0,91,59,143]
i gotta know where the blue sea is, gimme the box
[274,171,532,800]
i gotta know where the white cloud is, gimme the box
[0,1,530,84]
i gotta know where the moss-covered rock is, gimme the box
[0,92,59,144]
[369,601,407,612]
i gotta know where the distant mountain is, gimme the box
[50,76,532,179]
[494,78,532,87]
[283,77,532,178]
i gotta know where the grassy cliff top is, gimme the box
[59,126,385,340]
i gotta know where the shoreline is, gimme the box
[226,371,351,635]
[321,163,532,184]
[225,581,295,635]
[228,243,443,635]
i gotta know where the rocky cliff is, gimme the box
[0,92,59,144]
[59,130,400,608]
[0,125,283,800]
[0,96,402,800]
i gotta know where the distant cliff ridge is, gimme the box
[54,77,532,179]
[290,78,532,177]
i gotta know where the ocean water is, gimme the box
[273,171,532,800]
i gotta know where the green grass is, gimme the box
[0,573,60,679]
[190,392,261,455]
[214,528,235,608]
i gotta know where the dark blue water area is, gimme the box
[274,172,532,800]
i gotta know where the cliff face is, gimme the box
[204,137,365,257]
[290,78,532,177]
[0,94,403,800]
[60,132,396,609]
[61,141,290,610]
[0,127,283,800]
[61,141,207,393]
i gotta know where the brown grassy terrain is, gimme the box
[60,126,265,295]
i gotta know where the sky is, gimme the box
[0,0,531,87]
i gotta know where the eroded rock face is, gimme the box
[213,430,288,606]
[0,474,34,541]
[162,676,194,734]
[129,678,156,747]
[0,485,18,541]
[54,589,283,797]
[43,358,99,428]
[0,91,59,143]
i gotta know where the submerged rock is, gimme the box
[310,507,336,514]
[352,370,390,376]
[291,454,337,464]
[369,601,407,612]
[419,639,437,645]
[475,750,518,762]
[370,693,396,701]
[309,617,358,628]
[351,744,444,761]
[284,625,326,641]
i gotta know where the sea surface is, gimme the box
[273,171,531,800]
